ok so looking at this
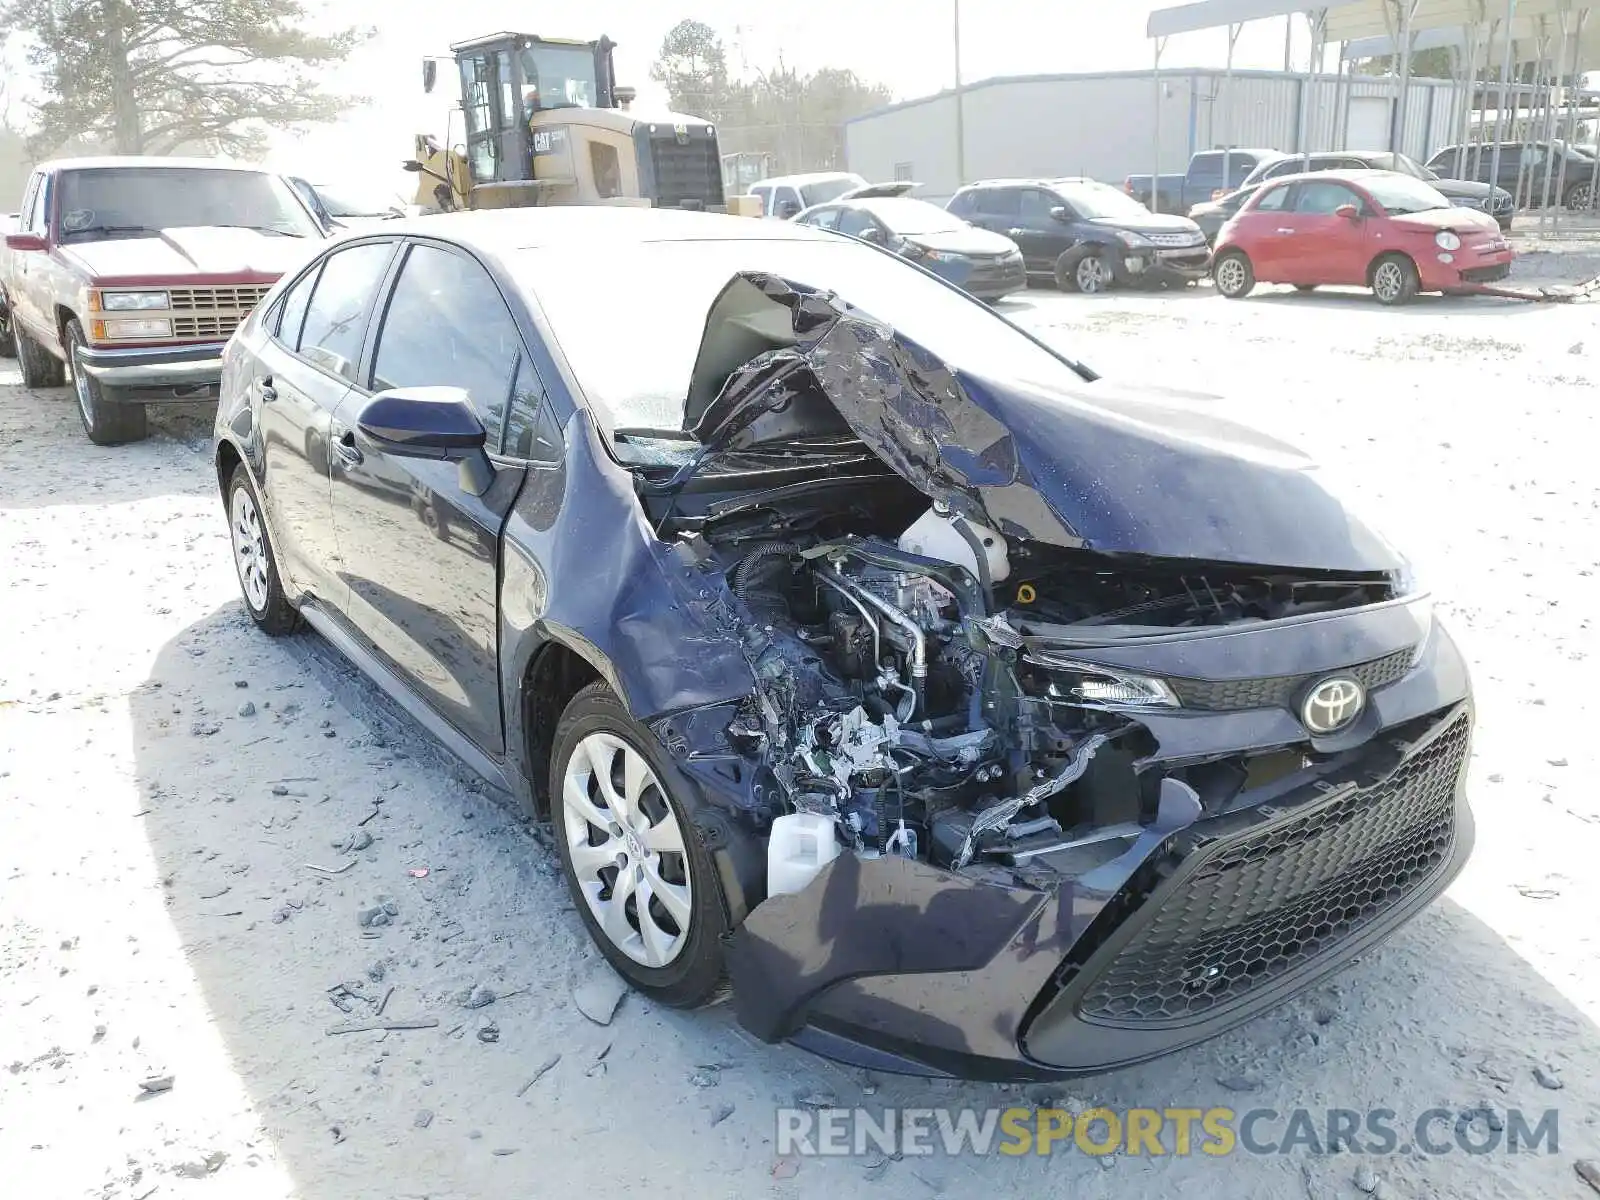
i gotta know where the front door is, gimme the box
[1275,180,1372,286]
[1232,181,1296,280]
[256,241,397,599]
[329,240,527,754]
[1014,187,1078,272]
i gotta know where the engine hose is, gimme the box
[949,514,994,614]
[732,542,798,606]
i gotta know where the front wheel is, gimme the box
[551,681,729,1008]
[228,464,299,635]
[1371,254,1420,306]
[0,300,15,358]
[1069,251,1115,295]
[1212,250,1255,299]
[66,320,147,445]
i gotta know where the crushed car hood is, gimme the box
[686,273,1403,572]
[60,227,318,284]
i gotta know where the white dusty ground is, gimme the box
[3,278,1600,1200]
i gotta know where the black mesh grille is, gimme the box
[1075,712,1468,1026]
[1167,647,1414,712]
[650,136,723,209]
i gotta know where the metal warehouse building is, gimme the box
[844,68,1464,200]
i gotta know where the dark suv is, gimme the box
[1426,140,1598,211]
[948,178,1210,294]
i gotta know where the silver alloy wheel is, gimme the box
[1569,183,1593,211]
[1076,253,1111,294]
[1373,260,1405,303]
[230,485,272,613]
[1215,256,1248,296]
[563,732,692,968]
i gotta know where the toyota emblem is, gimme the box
[1301,677,1365,735]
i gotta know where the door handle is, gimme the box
[334,430,363,467]
[257,375,277,402]
[1275,228,1295,234]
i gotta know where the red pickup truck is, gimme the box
[0,156,326,444]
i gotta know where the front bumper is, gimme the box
[1116,246,1212,286]
[1422,245,1517,291]
[726,615,1475,1081]
[74,341,226,402]
[932,254,1028,299]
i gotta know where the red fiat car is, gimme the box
[1211,169,1515,305]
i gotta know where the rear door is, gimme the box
[254,239,397,600]
[968,188,1028,261]
[328,239,528,755]
[1277,180,1372,286]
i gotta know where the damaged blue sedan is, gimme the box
[213,207,1474,1081]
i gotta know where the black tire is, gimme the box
[1370,253,1420,306]
[1294,284,1318,292]
[16,324,66,388]
[1563,181,1594,212]
[1058,249,1114,294]
[1212,250,1255,299]
[0,299,15,358]
[227,464,299,635]
[550,681,730,1009]
[65,319,147,445]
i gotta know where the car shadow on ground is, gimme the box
[1236,288,1558,320]
[127,604,1600,1197]
[0,376,218,510]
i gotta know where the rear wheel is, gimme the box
[551,681,729,1008]
[66,319,147,445]
[16,324,66,388]
[1212,250,1255,299]
[228,464,299,635]
[1563,180,1594,212]
[1371,254,1420,306]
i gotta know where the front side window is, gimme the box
[371,243,523,435]
[298,241,395,381]
[504,357,563,461]
[836,208,879,239]
[1019,189,1059,224]
[56,168,322,241]
[273,264,322,349]
[1254,184,1292,212]
[803,207,842,230]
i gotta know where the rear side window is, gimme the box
[976,188,1020,218]
[1254,184,1292,212]
[298,241,394,381]
[371,242,522,435]
[273,265,321,349]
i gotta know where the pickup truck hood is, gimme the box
[59,227,318,285]
[686,273,1402,572]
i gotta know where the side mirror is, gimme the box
[857,226,884,243]
[422,59,438,94]
[356,387,494,495]
[4,232,47,252]
[1050,205,1072,223]
[1335,204,1360,221]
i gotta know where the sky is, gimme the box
[1,0,1318,189]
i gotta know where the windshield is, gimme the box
[58,168,321,240]
[862,198,967,236]
[1362,174,1451,215]
[520,43,598,110]
[799,177,866,206]
[1055,183,1152,220]
[513,238,1085,436]
[313,183,400,218]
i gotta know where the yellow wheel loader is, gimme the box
[407,32,761,217]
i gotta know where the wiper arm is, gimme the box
[61,224,161,239]
[208,224,305,237]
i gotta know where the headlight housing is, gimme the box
[1435,230,1462,251]
[100,318,173,339]
[1116,230,1153,248]
[1027,653,1180,710]
[97,290,171,312]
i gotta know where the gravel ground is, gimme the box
[3,276,1599,1200]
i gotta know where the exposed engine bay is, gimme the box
[681,492,1404,886]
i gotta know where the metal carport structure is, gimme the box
[1146,0,1600,224]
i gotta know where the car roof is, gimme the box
[41,155,270,173]
[356,207,843,255]
[753,172,863,188]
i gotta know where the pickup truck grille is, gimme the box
[167,286,272,312]
[172,314,244,340]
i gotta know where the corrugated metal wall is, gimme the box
[845,69,1466,200]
